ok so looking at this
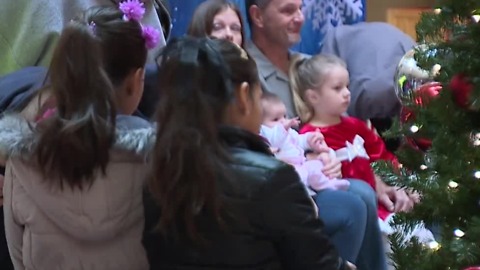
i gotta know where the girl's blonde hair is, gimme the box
[289,54,346,122]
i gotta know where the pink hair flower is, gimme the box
[119,0,145,22]
[142,25,160,49]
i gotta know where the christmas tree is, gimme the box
[374,1,480,269]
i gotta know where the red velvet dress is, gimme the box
[300,117,397,220]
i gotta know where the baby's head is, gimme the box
[261,91,289,128]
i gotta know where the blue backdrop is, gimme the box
[167,0,366,55]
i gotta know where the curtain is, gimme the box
[167,0,366,54]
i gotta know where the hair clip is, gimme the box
[142,25,160,49]
[239,48,248,60]
[119,0,159,49]
[88,21,96,34]
[119,0,145,22]
[233,43,248,60]
[295,55,308,67]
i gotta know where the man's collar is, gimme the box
[245,40,278,78]
[245,40,307,81]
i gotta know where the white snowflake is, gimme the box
[302,0,364,33]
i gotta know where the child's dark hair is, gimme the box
[151,37,259,242]
[188,0,246,47]
[260,91,283,115]
[261,91,282,103]
[34,6,148,190]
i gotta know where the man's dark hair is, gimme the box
[245,0,271,28]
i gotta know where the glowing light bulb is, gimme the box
[434,8,442,14]
[420,165,428,170]
[410,125,419,133]
[448,181,459,188]
[428,241,441,250]
[431,64,441,76]
[471,133,480,146]
[473,15,480,23]
[475,171,480,179]
[454,229,465,238]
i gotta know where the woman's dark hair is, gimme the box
[34,6,148,189]
[187,0,246,47]
[151,37,259,242]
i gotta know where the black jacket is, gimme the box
[143,127,348,270]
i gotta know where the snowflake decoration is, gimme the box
[303,0,364,33]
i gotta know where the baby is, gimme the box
[259,92,350,195]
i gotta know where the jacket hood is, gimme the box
[0,114,155,159]
[0,114,155,241]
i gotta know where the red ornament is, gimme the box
[401,82,442,151]
[450,74,473,108]
[464,267,480,270]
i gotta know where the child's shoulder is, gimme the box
[300,117,365,132]
[299,123,316,134]
[342,116,365,125]
[341,117,381,139]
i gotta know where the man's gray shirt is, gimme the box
[246,41,300,118]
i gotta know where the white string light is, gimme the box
[454,229,465,238]
[448,181,459,188]
[410,125,420,133]
[420,165,428,170]
[428,240,441,251]
[471,133,480,146]
[474,171,480,179]
[431,64,442,76]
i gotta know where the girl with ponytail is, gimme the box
[291,54,431,269]
[0,1,160,269]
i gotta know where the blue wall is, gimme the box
[168,0,366,55]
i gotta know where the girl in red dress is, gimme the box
[289,54,434,242]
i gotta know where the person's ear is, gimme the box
[249,5,264,28]
[235,82,252,116]
[304,88,318,104]
[126,68,145,97]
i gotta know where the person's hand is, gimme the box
[321,156,342,179]
[317,152,331,164]
[345,261,357,270]
[407,190,421,204]
[269,147,280,154]
[376,178,415,213]
[309,197,319,218]
[307,130,330,153]
[280,117,300,130]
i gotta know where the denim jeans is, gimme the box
[313,179,387,270]
[348,179,388,270]
[313,186,367,263]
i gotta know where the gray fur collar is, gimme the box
[0,114,156,158]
